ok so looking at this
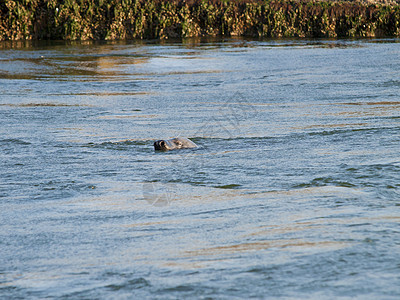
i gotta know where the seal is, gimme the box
[154,137,198,151]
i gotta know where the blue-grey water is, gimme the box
[1,38,399,299]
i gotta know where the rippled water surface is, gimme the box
[1,38,399,299]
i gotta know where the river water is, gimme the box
[1,38,399,299]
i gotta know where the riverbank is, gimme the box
[1,0,400,40]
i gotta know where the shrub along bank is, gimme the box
[1,0,400,40]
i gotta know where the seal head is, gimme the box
[154,137,197,151]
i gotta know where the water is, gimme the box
[1,38,399,299]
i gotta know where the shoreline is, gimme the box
[1,0,400,40]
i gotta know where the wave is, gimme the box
[82,139,151,151]
[0,138,31,145]
[0,103,86,107]
[293,163,400,190]
[293,177,357,189]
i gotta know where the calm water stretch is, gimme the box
[1,38,399,299]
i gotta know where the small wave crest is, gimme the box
[0,138,31,146]
[0,103,86,107]
[293,163,400,191]
[82,139,150,151]
[293,177,357,189]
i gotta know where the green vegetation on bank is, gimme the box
[1,0,400,40]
